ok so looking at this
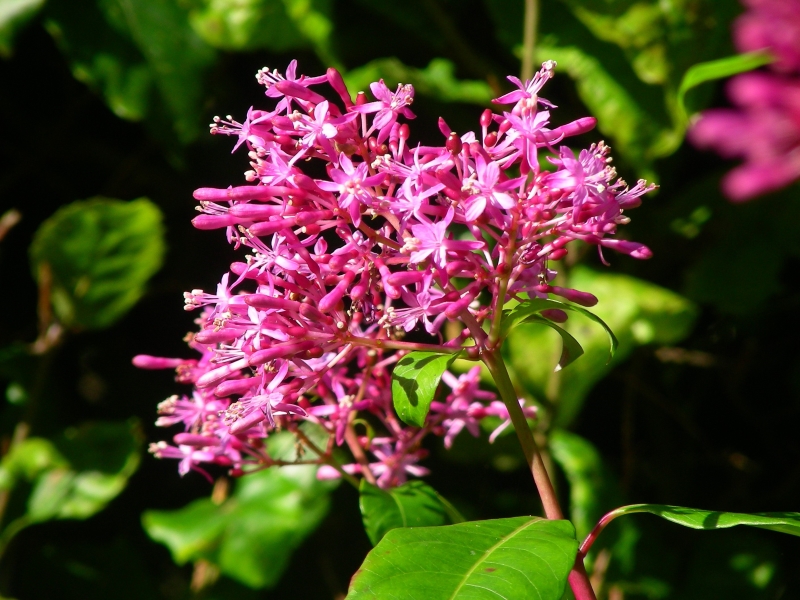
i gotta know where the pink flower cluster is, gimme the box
[135,60,653,486]
[690,0,800,201]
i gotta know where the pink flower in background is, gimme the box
[690,0,800,201]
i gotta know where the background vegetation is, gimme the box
[1,0,798,598]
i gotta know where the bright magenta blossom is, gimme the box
[137,61,653,486]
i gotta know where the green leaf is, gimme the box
[0,0,46,57]
[30,197,165,330]
[523,315,585,372]
[505,267,697,427]
[549,430,616,540]
[501,297,576,338]
[347,517,579,599]
[44,0,215,145]
[535,42,670,177]
[548,430,640,575]
[604,504,800,538]
[29,421,142,521]
[344,58,494,105]
[502,297,618,367]
[188,0,305,52]
[282,0,337,67]
[0,421,141,528]
[392,350,460,427]
[676,51,773,124]
[359,480,453,546]
[143,437,337,589]
[485,0,742,172]
[142,499,228,564]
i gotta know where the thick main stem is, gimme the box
[482,351,562,520]
[483,350,597,600]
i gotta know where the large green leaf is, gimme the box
[30,197,165,330]
[505,267,697,427]
[392,350,461,427]
[359,480,461,546]
[344,58,494,105]
[0,0,46,57]
[143,433,337,589]
[0,421,141,526]
[347,517,579,599]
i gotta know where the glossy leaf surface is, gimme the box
[347,517,578,599]
[359,480,456,546]
[676,51,773,123]
[392,350,460,427]
[610,505,800,538]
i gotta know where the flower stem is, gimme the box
[481,351,562,520]
[482,350,597,600]
[294,426,360,488]
[521,0,540,81]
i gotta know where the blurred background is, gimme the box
[1,0,799,598]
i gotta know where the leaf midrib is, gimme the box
[447,518,541,600]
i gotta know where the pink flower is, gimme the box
[351,80,416,143]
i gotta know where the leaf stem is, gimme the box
[294,427,360,488]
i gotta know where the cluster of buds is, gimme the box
[135,60,654,486]
[690,0,800,201]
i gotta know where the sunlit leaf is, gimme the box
[505,267,697,427]
[0,0,46,57]
[282,0,337,67]
[500,297,575,338]
[188,0,305,52]
[347,517,578,599]
[30,197,165,330]
[0,421,141,527]
[392,350,461,427]
[359,480,456,546]
[502,297,617,366]
[143,433,337,589]
[523,315,585,372]
[141,499,227,564]
[602,505,800,538]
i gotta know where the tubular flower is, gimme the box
[136,61,654,486]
